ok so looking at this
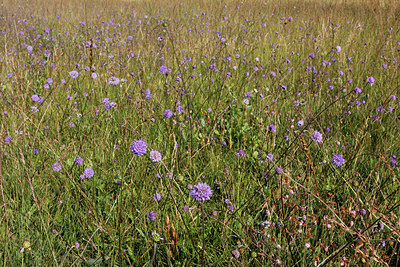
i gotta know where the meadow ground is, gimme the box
[1,0,400,265]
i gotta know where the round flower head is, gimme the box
[84,168,94,178]
[148,212,156,220]
[190,182,213,201]
[164,109,173,118]
[69,70,79,79]
[149,150,162,162]
[75,157,84,166]
[52,162,62,172]
[310,131,323,143]
[153,193,161,201]
[332,154,345,167]
[4,136,12,144]
[130,139,147,156]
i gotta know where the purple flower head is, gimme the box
[148,212,156,220]
[130,139,147,156]
[149,150,162,162]
[309,53,315,59]
[46,78,53,84]
[164,109,173,118]
[31,95,40,102]
[69,71,79,79]
[4,136,12,144]
[269,124,276,132]
[367,76,375,86]
[27,45,33,54]
[266,153,274,161]
[190,182,213,201]
[335,46,342,52]
[52,162,62,172]
[108,76,120,85]
[84,168,94,178]
[75,157,84,165]
[236,149,245,158]
[359,209,367,216]
[297,120,304,127]
[354,87,362,94]
[159,65,168,74]
[311,131,323,143]
[91,72,97,79]
[153,193,161,201]
[145,90,152,100]
[176,106,184,113]
[332,154,345,167]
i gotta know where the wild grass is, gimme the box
[1,0,400,265]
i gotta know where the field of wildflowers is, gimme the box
[1,0,400,265]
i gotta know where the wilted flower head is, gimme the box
[131,140,147,156]
[149,150,162,162]
[190,182,213,201]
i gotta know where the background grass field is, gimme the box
[1,0,400,265]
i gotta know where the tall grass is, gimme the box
[1,0,400,265]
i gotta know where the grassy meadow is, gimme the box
[1,0,400,265]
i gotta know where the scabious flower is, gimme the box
[190,182,213,201]
[269,124,276,132]
[69,70,79,79]
[52,162,62,172]
[159,65,168,74]
[335,46,342,52]
[153,193,161,201]
[236,150,245,158]
[148,212,156,220]
[311,131,323,143]
[266,153,274,161]
[4,136,11,144]
[164,109,173,118]
[367,76,375,86]
[131,140,147,156]
[75,157,84,165]
[108,76,120,85]
[149,150,162,162]
[354,87,362,94]
[31,94,40,102]
[332,154,345,167]
[84,168,94,178]
[145,90,152,100]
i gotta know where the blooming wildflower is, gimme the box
[52,162,62,172]
[69,71,79,79]
[108,76,120,85]
[159,65,168,74]
[190,182,213,201]
[153,193,161,201]
[310,131,323,143]
[390,95,396,101]
[148,212,156,220]
[149,150,162,162]
[276,168,284,175]
[297,120,304,127]
[75,157,83,165]
[4,136,11,144]
[243,99,249,105]
[354,87,362,94]
[309,53,315,59]
[269,124,276,132]
[359,209,366,216]
[332,154,345,167]
[207,108,212,113]
[47,78,53,84]
[367,76,375,86]
[145,90,152,100]
[27,46,33,53]
[130,140,147,156]
[236,150,245,158]
[84,168,94,178]
[164,109,173,119]
[91,73,97,79]
[335,46,342,52]
[266,153,274,161]
[176,106,183,113]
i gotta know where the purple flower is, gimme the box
[367,76,375,86]
[148,212,156,220]
[359,209,366,216]
[91,73,97,79]
[69,71,79,79]
[236,150,245,158]
[27,46,33,54]
[266,153,274,161]
[159,65,168,74]
[145,90,152,100]
[84,168,94,178]
[176,106,183,113]
[130,140,147,156]
[153,193,161,201]
[4,136,11,144]
[335,46,342,52]
[52,162,62,172]
[108,76,120,85]
[75,157,84,165]
[190,182,213,201]
[311,131,323,143]
[269,124,276,132]
[164,109,173,118]
[149,150,162,162]
[332,154,345,167]
[309,53,315,59]
[232,250,240,259]
[354,87,362,94]
[46,78,53,84]
[297,120,304,127]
